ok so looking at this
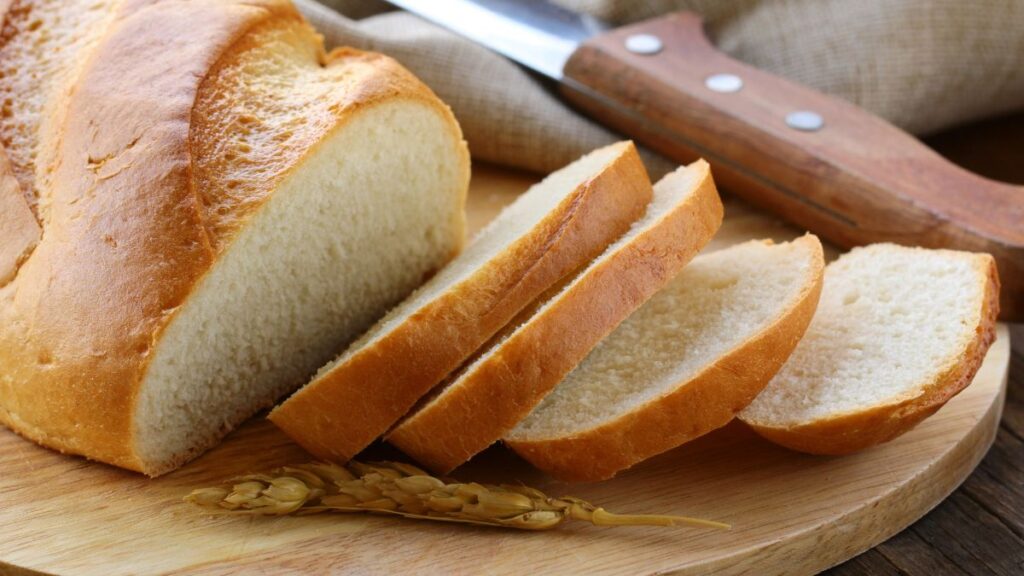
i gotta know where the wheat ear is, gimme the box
[185,460,729,531]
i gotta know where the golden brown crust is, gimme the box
[269,142,652,463]
[742,254,1000,455]
[0,0,466,474]
[506,235,825,482]
[0,148,38,286]
[387,162,724,475]
[0,0,270,472]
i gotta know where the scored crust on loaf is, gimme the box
[505,236,824,482]
[0,0,469,475]
[269,141,653,463]
[0,0,124,219]
[387,161,724,474]
[0,0,123,285]
[739,244,1000,455]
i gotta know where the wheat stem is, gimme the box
[185,460,729,531]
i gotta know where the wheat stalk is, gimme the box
[185,460,729,531]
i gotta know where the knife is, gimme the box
[385,0,1023,320]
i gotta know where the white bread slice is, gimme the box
[387,161,724,474]
[270,142,653,463]
[740,244,1000,455]
[504,236,824,481]
[0,1,469,475]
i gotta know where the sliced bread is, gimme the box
[504,236,824,481]
[270,142,653,463]
[739,244,1000,455]
[387,161,724,474]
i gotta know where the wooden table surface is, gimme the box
[825,114,1024,575]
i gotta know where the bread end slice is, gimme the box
[740,244,1000,455]
[505,235,824,482]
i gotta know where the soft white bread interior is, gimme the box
[0,0,468,475]
[505,236,824,481]
[270,142,653,464]
[137,101,465,470]
[740,244,1000,454]
[387,161,724,474]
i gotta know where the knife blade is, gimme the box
[385,0,606,79]
[386,0,1024,320]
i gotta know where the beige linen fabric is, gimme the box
[297,0,1024,176]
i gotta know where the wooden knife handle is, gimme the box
[561,12,1024,320]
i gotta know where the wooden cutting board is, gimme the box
[0,165,1011,576]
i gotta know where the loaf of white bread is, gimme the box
[0,1,999,481]
[0,0,468,475]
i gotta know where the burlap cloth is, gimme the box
[297,0,1024,177]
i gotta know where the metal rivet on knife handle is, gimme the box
[624,34,663,55]
[785,111,825,132]
[705,73,743,93]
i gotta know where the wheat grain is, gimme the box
[185,460,729,531]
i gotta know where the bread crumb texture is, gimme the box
[742,244,992,426]
[513,237,817,439]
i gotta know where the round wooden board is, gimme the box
[0,165,1011,576]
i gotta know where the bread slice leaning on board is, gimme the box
[270,142,653,463]
[388,161,725,474]
[0,0,469,475]
[740,244,1000,454]
[506,236,825,482]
